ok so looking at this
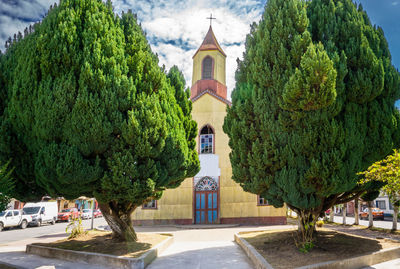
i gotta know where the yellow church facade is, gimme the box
[132,26,286,225]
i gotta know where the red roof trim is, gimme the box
[191,89,231,106]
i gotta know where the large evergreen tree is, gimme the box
[0,0,199,241]
[167,66,199,179]
[224,0,400,243]
[0,18,48,202]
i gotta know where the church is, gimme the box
[132,25,286,225]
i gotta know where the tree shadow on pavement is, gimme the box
[35,233,68,239]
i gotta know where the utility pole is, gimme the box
[90,198,95,230]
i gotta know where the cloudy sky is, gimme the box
[0,0,399,103]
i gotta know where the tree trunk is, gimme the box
[392,205,398,231]
[98,202,137,242]
[354,198,359,225]
[342,203,347,225]
[329,207,334,222]
[297,210,318,249]
[368,201,374,228]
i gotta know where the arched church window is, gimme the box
[200,125,214,154]
[202,56,213,79]
[195,176,218,191]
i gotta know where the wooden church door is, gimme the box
[195,177,218,224]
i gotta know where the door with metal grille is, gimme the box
[195,190,218,224]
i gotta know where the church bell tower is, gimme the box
[191,25,227,101]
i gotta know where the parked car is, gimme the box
[359,208,384,220]
[23,201,58,226]
[57,208,80,222]
[325,209,331,215]
[324,209,332,216]
[81,209,93,219]
[0,210,32,232]
[93,209,102,218]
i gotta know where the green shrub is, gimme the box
[66,218,87,239]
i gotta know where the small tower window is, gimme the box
[200,125,214,154]
[202,56,213,79]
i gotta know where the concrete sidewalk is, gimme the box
[362,258,400,269]
[146,226,275,269]
[0,249,109,269]
[148,240,251,269]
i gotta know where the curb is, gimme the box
[235,232,400,269]
[296,246,400,269]
[26,234,174,269]
[234,233,274,269]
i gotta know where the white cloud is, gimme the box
[141,6,258,96]
[0,0,267,99]
[392,1,399,6]
[123,1,265,98]
[0,0,55,46]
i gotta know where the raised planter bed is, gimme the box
[235,229,400,269]
[26,233,173,269]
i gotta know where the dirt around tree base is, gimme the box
[34,230,170,258]
[240,228,400,269]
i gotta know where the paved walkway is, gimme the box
[147,226,277,269]
[363,258,400,269]
[148,240,250,269]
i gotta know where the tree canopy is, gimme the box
[224,0,400,243]
[360,150,400,198]
[359,149,400,230]
[0,0,199,241]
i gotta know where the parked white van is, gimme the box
[22,201,58,226]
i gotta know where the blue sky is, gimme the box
[0,0,399,104]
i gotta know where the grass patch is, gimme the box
[240,228,400,269]
[33,230,171,258]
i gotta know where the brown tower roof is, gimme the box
[193,26,226,58]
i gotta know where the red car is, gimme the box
[57,208,80,222]
[325,209,331,215]
[359,208,384,220]
[93,209,103,218]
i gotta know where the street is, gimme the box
[0,217,108,244]
[332,215,400,230]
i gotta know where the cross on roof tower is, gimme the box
[206,13,216,26]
